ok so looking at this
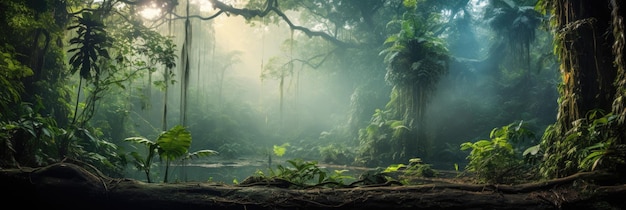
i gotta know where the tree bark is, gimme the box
[1,163,625,210]
[552,0,617,132]
[540,0,626,178]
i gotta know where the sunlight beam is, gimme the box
[139,2,163,20]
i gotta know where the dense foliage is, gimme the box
[0,0,623,186]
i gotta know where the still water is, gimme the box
[124,157,371,184]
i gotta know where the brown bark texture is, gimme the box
[1,163,625,210]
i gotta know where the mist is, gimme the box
[83,0,558,181]
[5,1,626,207]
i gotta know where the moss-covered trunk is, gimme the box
[540,0,626,178]
[609,0,626,146]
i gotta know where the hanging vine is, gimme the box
[537,0,625,178]
[179,0,192,126]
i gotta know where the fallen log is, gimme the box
[1,163,624,210]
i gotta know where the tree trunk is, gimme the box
[609,0,626,146]
[541,0,626,178]
[553,0,616,132]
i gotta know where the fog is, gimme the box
[98,0,558,181]
[127,4,357,155]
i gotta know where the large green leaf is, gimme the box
[184,149,219,160]
[124,137,155,146]
[157,125,192,160]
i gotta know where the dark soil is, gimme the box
[1,162,625,210]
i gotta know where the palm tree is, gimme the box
[377,1,449,161]
[484,0,542,81]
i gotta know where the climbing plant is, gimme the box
[67,11,113,126]
[537,0,626,178]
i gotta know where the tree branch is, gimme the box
[292,49,337,69]
[169,10,224,21]
[207,0,356,48]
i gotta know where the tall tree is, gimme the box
[538,0,626,178]
[377,0,449,161]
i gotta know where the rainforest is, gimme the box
[1,0,626,209]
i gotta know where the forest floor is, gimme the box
[1,162,626,210]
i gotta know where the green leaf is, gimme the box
[185,149,219,160]
[474,140,492,148]
[383,163,405,173]
[389,120,408,130]
[403,0,417,9]
[273,143,290,157]
[384,34,399,45]
[318,171,326,184]
[124,137,155,146]
[401,20,415,39]
[157,125,192,160]
[523,144,541,156]
[460,142,473,151]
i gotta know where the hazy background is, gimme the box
[92,0,558,182]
